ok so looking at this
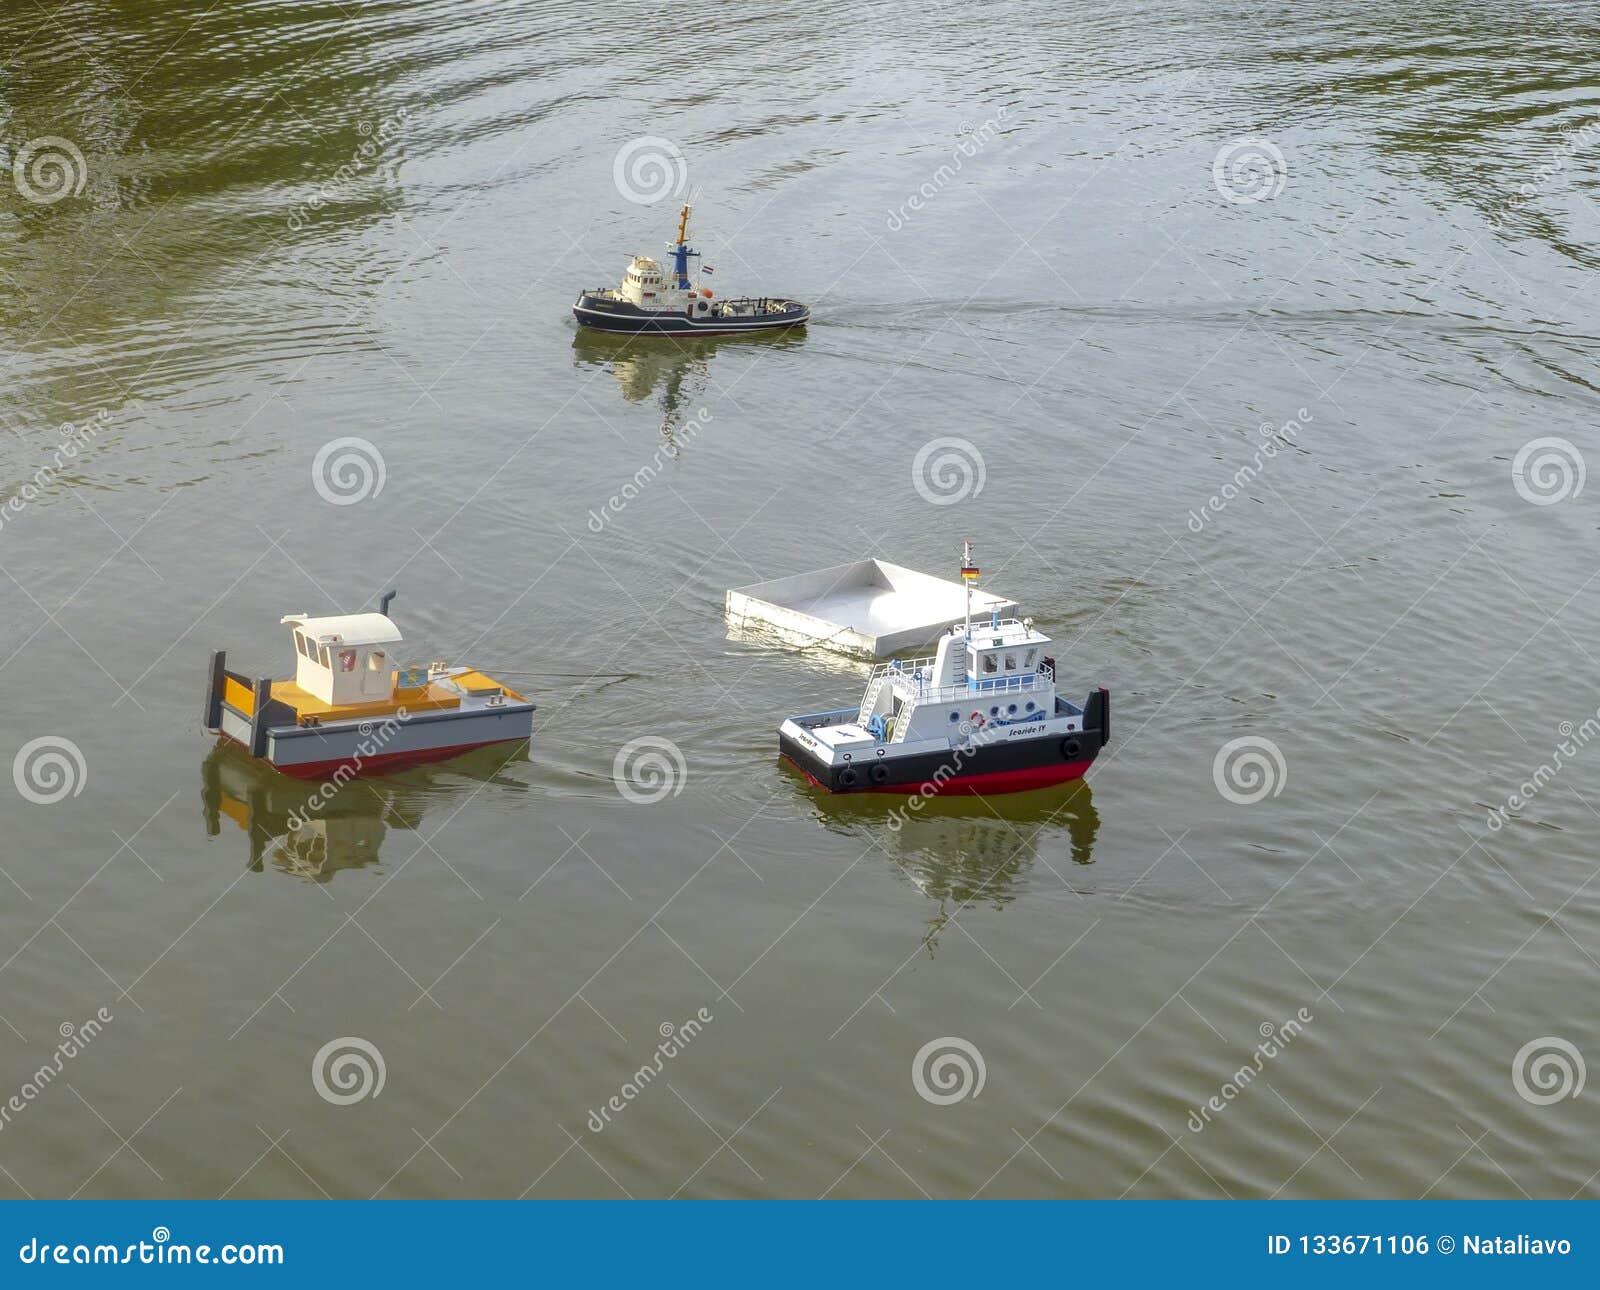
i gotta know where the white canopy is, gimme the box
[280,612,402,648]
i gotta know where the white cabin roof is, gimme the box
[280,612,402,647]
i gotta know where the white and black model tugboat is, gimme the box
[573,204,809,337]
[203,591,535,779]
[779,544,1109,795]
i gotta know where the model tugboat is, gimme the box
[573,204,809,337]
[779,544,1109,795]
[203,591,535,779]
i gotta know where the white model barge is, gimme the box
[573,204,808,337]
[779,545,1109,795]
[203,591,534,779]
[727,557,1016,658]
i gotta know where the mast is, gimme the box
[670,202,694,289]
[960,538,978,639]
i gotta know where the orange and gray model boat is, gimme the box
[203,590,534,779]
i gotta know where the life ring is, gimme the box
[1061,736,1083,760]
[838,767,858,788]
[969,711,985,727]
[869,763,890,785]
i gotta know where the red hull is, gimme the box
[783,755,1092,796]
[222,735,524,780]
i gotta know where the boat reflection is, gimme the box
[571,329,806,440]
[199,739,527,883]
[787,765,1099,951]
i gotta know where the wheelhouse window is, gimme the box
[367,650,386,673]
[339,649,357,672]
[1004,654,1016,671]
[982,654,998,674]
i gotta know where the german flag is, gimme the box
[960,566,980,581]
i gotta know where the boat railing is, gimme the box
[966,617,1034,638]
[877,658,1055,708]
[926,665,1054,707]
[870,656,1056,707]
[868,656,941,683]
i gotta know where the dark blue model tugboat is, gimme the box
[573,204,809,337]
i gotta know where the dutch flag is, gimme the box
[701,265,714,275]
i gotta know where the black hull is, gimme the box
[573,294,808,337]
[783,689,1110,795]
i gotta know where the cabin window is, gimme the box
[294,632,309,658]
[319,646,332,669]
[1004,654,1016,671]
[367,650,386,673]
[982,654,997,674]
[339,649,357,672]
[1024,649,1036,667]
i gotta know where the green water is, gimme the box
[1,0,1599,1198]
